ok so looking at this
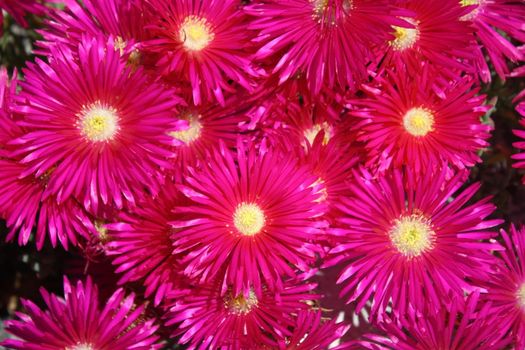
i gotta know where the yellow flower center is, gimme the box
[233,203,265,236]
[517,283,525,308]
[94,220,108,243]
[179,16,214,51]
[402,107,435,137]
[460,0,479,5]
[79,104,119,142]
[67,344,94,350]
[170,115,202,144]
[304,122,333,146]
[224,290,258,315]
[389,214,435,258]
[390,17,419,51]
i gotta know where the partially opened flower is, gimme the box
[172,142,327,297]
[351,70,491,172]
[144,0,258,105]
[461,0,525,82]
[326,167,502,321]
[105,181,187,305]
[358,292,510,350]
[246,0,408,93]
[379,0,475,77]
[477,225,525,348]
[164,279,318,349]
[273,310,350,350]
[10,36,184,212]
[2,277,161,350]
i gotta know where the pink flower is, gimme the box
[105,181,187,305]
[358,292,510,349]
[462,0,525,82]
[164,279,318,349]
[10,37,184,212]
[172,142,327,297]
[378,0,475,77]
[143,0,259,105]
[326,167,502,321]
[2,277,161,350]
[350,70,491,172]
[477,225,525,348]
[246,0,408,93]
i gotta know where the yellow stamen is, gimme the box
[78,103,119,142]
[170,114,202,144]
[304,122,333,146]
[179,16,214,51]
[402,107,435,137]
[460,0,479,5]
[233,203,265,236]
[224,290,258,315]
[389,214,435,258]
[390,17,419,51]
[517,283,525,308]
[94,220,108,243]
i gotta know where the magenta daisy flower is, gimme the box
[378,0,475,76]
[171,142,327,297]
[170,101,250,180]
[246,0,408,93]
[143,0,258,105]
[164,279,318,349]
[326,167,502,321]
[2,277,161,350]
[10,37,184,212]
[358,292,510,349]
[105,181,187,306]
[477,225,525,348]
[351,70,491,172]
[273,310,350,350]
[461,0,525,82]
[40,0,148,58]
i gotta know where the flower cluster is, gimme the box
[0,0,524,349]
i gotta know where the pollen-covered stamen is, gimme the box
[224,290,258,315]
[389,214,435,258]
[179,16,214,51]
[517,283,525,308]
[403,107,435,137]
[67,343,94,350]
[311,0,353,24]
[459,0,482,20]
[170,114,202,144]
[304,122,333,146]
[390,17,420,51]
[233,203,265,236]
[94,220,108,243]
[460,0,480,5]
[79,103,119,142]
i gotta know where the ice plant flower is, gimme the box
[326,167,502,320]
[164,279,318,349]
[379,0,475,77]
[351,70,491,172]
[246,0,409,93]
[40,0,148,57]
[1,277,161,350]
[144,0,258,105]
[170,101,250,179]
[105,182,187,305]
[171,142,327,297]
[357,292,510,349]
[477,225,525,348]
[10,37,184,212]
[461,0,525,82]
